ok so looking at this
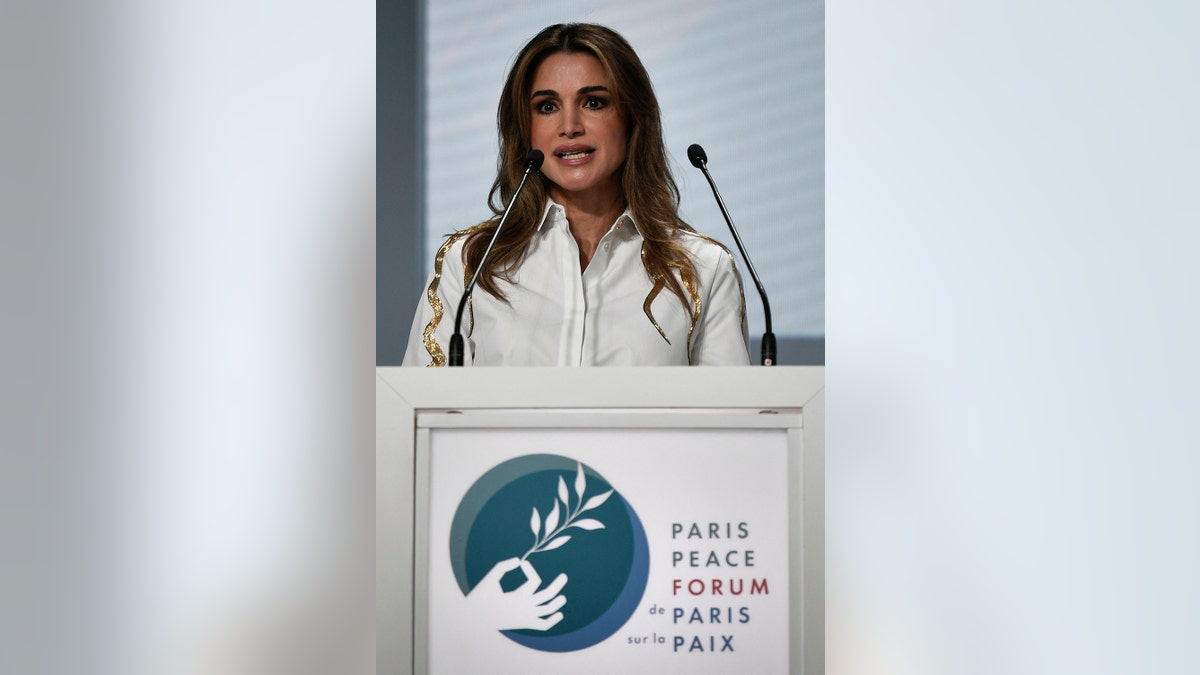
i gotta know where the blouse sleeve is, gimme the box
[690,244,751,366]
[402,236,470,367]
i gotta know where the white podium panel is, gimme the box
[377,367,824,675]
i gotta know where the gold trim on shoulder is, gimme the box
[690,232,748,336]
[421,228,479,367]
[671,233,747,364]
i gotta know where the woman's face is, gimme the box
[528,52,628,205]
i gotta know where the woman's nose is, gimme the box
[560,109,583,137]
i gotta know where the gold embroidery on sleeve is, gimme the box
[421,230,476,367]
[682,233,745,365]
[710,242,747,332]
[682,274,702,365]
[464,257,476,339]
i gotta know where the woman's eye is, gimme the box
[535,100,557,114]
[584,97,607,110]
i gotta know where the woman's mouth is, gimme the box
[554,145,595,161]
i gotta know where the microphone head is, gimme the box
[524,149,545,171]
[687,143,707,168]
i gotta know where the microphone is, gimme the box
[687,143,776,366]
[448,149,544,366]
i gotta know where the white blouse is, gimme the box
[402,201,750,367]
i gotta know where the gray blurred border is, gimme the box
[378,0,425,365]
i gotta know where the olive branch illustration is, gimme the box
[522,462,612,561]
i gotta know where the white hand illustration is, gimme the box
[464,557,568,631]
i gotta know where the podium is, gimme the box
[377,366,824,674]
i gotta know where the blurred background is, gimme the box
[3,1,375,673]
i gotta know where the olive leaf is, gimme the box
[569,518,605,531]
[581,489,613,513]
[545,499,561,534]
[541,536,571,552]
[521,462,613,561]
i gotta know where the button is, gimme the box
[604,243,610,250]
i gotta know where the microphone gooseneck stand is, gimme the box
[448,149,545,366]
[687,143,776,366]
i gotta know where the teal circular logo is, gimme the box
[449,454,649,652]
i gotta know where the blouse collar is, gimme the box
[536,199,641,238]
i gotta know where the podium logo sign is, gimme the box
[448,453,650,652]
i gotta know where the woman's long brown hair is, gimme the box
[463,23,699,312]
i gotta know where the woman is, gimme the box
[403,23,749,366]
